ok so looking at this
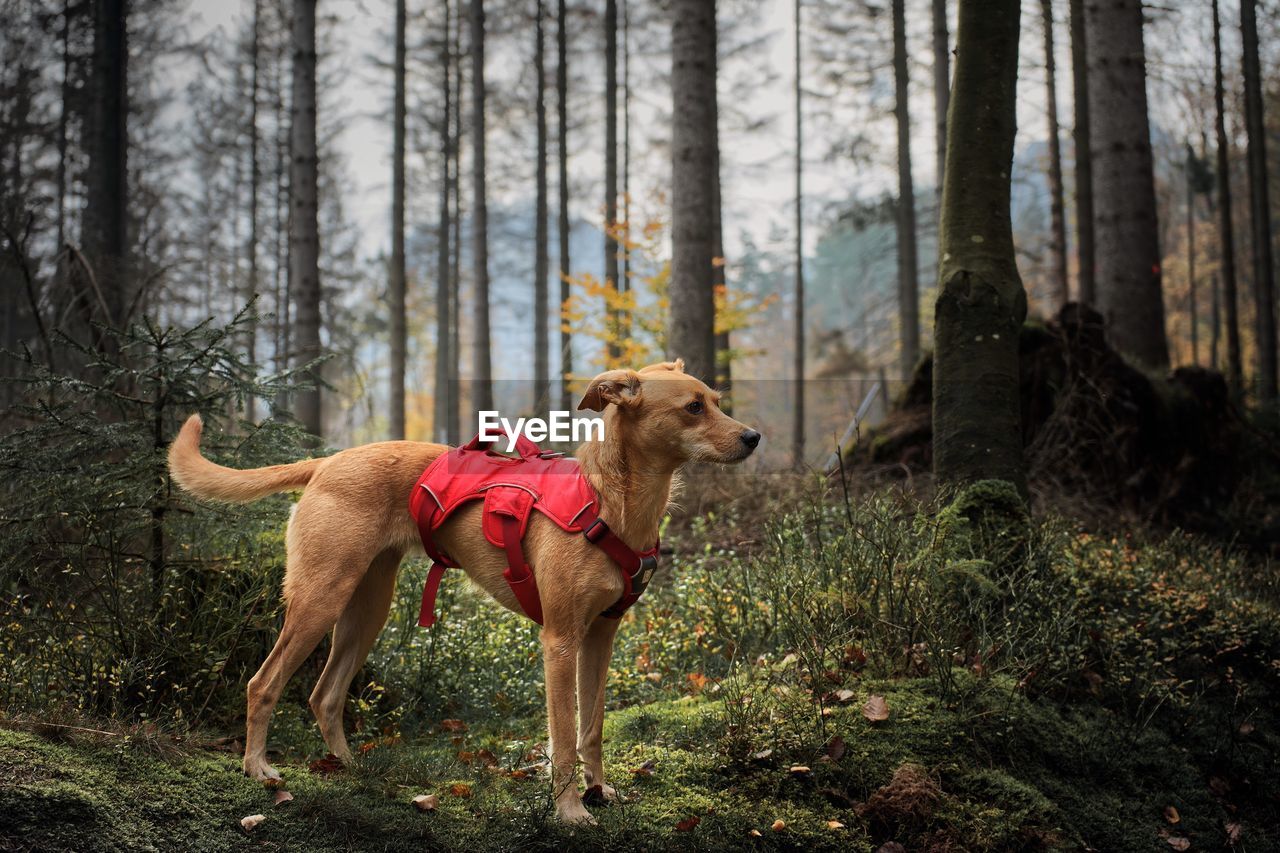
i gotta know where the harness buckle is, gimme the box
[636,553,658,587]
[583,518,610,544]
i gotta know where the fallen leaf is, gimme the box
[457,750,475,764]
[827,820,846,830]
[750,748,774,762]
[1209,776,1232,798]
[771,819,786,831]
[876,844,907,853]
[1165,836,1191,851]
[1238,721,1256,736]
[1164,805,1180,825]
[412,794,439,811]
[748,829,762,837]
[439,719,468,733]
[862,694,890,723]
[359,741,378,755]
[308,753,343,775]
[687,672,709,693]
[789,765,811,778]
[476,748,498,768]
[835,688,856,703]
[1225,822,1242,844]
[826,735,847,761]
[240,814,265,832]
[508,769,529,780]
[582,785,609,806]
[272,790,293,806]
[448,783,472,798]
[675,816,701,832]
[630,759,657,777]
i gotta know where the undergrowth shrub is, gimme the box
[0,312,314,723]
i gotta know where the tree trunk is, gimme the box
[534,0,550,410]
[622,0,631,329]
[1240,0,1277,400]
[933,0,1027,494]
[712,15,730,400]
[84,0,128,330]
[449,6,464,443]
[247,0,262,421]
[892,0,920,377]
[793,0,805,467]
[1186,147,1198,365]
[668,0,717,384]
[556,0,572,410]
[605,0,620,360]
[389,0,408,439]
[1041,0,1068,308]
[435,0,454,443]
[931,0,949,211]
[470,0,493,413]
[1067,0,1094,305]
[290,0,323,437]
[1211,0,1242,393]
[1085,0,1168,369]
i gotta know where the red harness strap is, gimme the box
[410,430,659,628]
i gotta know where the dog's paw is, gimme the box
[244,759,283,783]
[556,800,598,825]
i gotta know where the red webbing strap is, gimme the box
[500,515,544,625]
[417,562,448,627]
[582,514,659,620]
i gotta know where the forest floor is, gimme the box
[3,473,1280,852]
[2,669,1276,853]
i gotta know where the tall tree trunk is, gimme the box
[1085,0,1168,369]
[931,0,948,211]
[1067,0,1094,305]
[892,0,920,377]
[435,0,454,443]
[449,5,464,442]
[621,0,631,323]
[1041,0,1068,308]
[668,0,717,384]
[712,15,730,400]
[1240,0,1277,400]
[389,0,408,438]
[604,0,621,360]
[1186,147,1198,365]
[1211,0,1242,393]
[469,0,493,413]
[933,0,1027,493]
[793,0,805,467]
[56,7,71,254]
[534,0,550,410]
[290,0,323,437]
[247,0,262,421]
[556,0,572,410]
[84,0,128,330]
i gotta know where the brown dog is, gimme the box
[167,360,760,824]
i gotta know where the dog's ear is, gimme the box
[577,369,643,411]
[639,359,685,374]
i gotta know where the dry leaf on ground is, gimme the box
[863,694,890,722]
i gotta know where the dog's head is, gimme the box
[577,360,762,465]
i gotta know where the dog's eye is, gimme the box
[685,400,704,415]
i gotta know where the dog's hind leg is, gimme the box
[307,548,401,763]
[243,544,370,782]
[577,615,621,802]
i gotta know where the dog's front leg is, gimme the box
[542,629,595,824]
[577,616,621,802]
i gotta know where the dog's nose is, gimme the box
[740,429,761,449]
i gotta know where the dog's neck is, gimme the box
[576,409,677,549]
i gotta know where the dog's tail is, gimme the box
[168,414,323,503]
